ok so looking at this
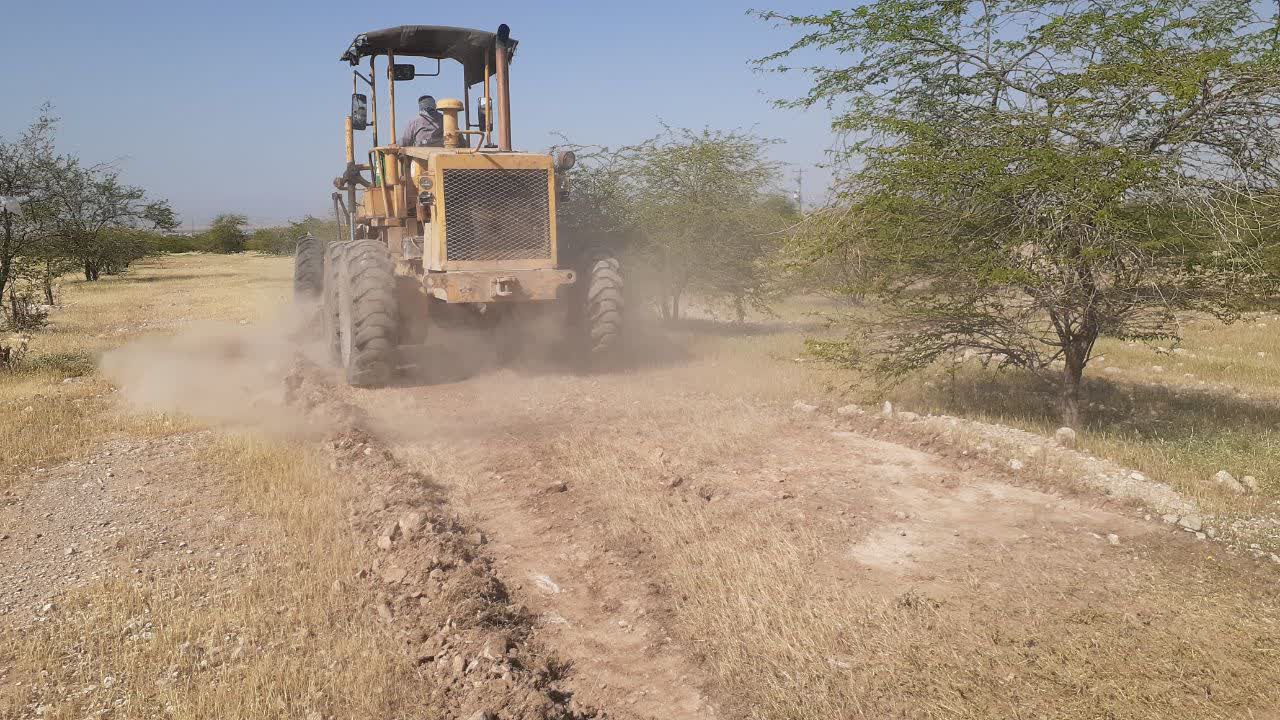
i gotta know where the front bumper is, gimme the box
[423,268,576,303]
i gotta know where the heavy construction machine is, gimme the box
[295,24,623,387]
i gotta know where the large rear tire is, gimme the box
[321,241,349,365]
[293,234,323,301]
[586,253,623,355]
[338,239,399,388]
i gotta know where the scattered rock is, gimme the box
[836,404,863,417]
[468,712,496,720]
[1242,475,1260,493]
[792,400,818,414]
[881,401,894,418]
[1212,470,1247,494]
[399,511,425,538]
[1106,533,1120,546]
[382,566,408,584]
[546,480,569,494]
[1178,515,1203,532]
[897,411,920,422]
[1053,427,1078,448]
[1008,459,1025,471]
[532,574,561,595]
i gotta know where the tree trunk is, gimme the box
[0,256,11,317]
[84,260,100,281]
[43,260,55,305]
[1059,361,1082,428]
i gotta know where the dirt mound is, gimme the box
[286,364,611,720]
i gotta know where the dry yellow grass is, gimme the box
[2,255,429,717]
[1,436,426,719]
[1,254,292,485]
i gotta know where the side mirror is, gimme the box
[351,93,369,131]
[476,96,489,132]
[391,64,416,82]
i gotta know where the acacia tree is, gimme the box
[46,158,176,280]
[760,0,1280,425]
[624,128,783,320]
[205,213,248,254]
[0,109,59,310]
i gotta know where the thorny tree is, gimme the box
[760,0,1280,425]
[46,158,176,280]
[623,128,783,321]
[0,109,58,314]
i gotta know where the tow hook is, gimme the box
[492,276,518,297]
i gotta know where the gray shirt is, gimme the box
[400,110,444,147]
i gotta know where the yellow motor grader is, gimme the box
[294,24,622,387]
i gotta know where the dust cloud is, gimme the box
[99,305,324,435]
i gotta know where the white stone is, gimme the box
[1242,476,1259,492]
[1053,427,1078,447]
[1212,470,1247,494]
[881,401,894,417]
[1008,459,1025,471]
[1178,514,1203,532]
[836,404,863,417]
[1106,533,1120,546]
[792,400,818,414]
[1103,367,1121,375]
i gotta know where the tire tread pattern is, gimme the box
[342,239,399,388]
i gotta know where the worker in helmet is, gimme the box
[400,95,444,147]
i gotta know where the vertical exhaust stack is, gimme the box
[438,99,465,148]
[495,24,513,152]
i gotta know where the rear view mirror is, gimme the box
[392,64,416,81]
[351,93,368,131]
[476,96,490,131]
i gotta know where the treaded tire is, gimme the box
[321,241,349,365]
[586,253,623,354]
[293,234,323,301]
[338,239,398,388]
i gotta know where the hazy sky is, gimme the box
[2,1,842,228]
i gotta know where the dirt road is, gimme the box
[4,263,1280,718]
[307,320,1280,719]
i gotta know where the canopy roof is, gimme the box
[340,25,517,87]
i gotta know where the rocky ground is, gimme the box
[3,303,1280,718]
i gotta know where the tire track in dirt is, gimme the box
[320,351,1280,719]
[305,370,715,719]
[286,365,620,720]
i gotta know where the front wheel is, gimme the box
[585,253,623,355]
[338,239,399,388]
[321,241,349,365]
[293,234,323,301]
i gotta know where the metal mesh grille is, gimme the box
[442,169,551,262]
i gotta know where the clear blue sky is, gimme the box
[2,1,841,228]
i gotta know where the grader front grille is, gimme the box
[442,168,552,262]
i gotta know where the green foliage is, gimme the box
[145,233,204,254]
[759,0,1280,423]
[203,213,248,254]
[557,128,792,320]
[246,216,341,255]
